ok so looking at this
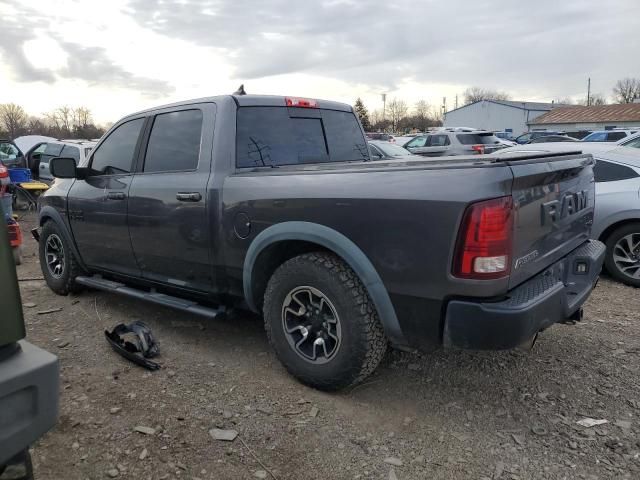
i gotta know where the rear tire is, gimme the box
[263,252,387,391]
[604,222,640,287]
[39,220,83,295]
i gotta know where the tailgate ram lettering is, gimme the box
[541,190,588,226]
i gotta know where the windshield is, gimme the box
[0,142,21,165]
[377,143,412,157]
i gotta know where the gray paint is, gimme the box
[243,221,405,344]
[38,94,599,350]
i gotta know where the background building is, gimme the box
[443,100,558,136]
[528,103,640,131]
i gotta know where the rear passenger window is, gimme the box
[91,118,144,175]
[61,145,80,162]
[144,110,203,173]
[606,132,626,142]
[593,159,639,182]
[429,135,450,147]
[43,143,64,157]
[236,107,366,167]
[322,110,368,162]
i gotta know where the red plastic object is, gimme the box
[7,222,23,248]
[285,97,318,108]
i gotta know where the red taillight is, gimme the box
[0,164,8,178]
[471,144,484,154]
[453,196,513,279]
[285,97,318,108]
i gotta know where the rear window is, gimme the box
[593,159,640,182]
[236,107,367,167]
[456,133,500,145]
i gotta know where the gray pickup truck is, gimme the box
[1,209,58,477]
[36,94,605,390]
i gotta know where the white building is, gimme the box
[443,100,558,136]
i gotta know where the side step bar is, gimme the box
[75,276,226,319]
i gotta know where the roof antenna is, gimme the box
[234,84,246,95]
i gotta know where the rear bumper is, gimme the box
[443,240,605,350]
[0,341,59,466]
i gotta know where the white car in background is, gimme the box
[618,132,640,149]
[582,129,638,143]
[27,140,97,182]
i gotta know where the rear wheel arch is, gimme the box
[598,218,640,244]
[243,222,406,346]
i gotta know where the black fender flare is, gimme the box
[243,221,406,346]
[38,206,87,271]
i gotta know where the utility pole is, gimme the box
[381,93,387,122]
[455,94,458,109]
[587,77,591,106]
[442,97,447,117]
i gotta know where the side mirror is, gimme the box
[49,157,77,179]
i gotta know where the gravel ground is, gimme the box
[11,212,640,480]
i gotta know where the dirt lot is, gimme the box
[12,212,640,479]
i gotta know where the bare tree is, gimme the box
[0,103,28,139]
[387,98,409,132]
[463,87,511,105]
[413,100,435,132]
[577,93,607,106]
[56,106,73,133]
[552,97,574,105]
[613,78,640,104]
[73,107,92,130]
[27,117,47,134]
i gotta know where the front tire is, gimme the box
[604,222,640,287]
[39,221,83,295]
[263,252,387,390]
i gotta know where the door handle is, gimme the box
[106,192,126,200]
[176,192,202,202]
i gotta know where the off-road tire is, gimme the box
[264,252,387,390]
[39,220,83,295]
[604,222,640,288]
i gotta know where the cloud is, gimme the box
[57,40,174,96]
[124,0,639,97]
[0,15,55,83]
[0,3,173,97]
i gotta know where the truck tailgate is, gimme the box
[507,153,595,289]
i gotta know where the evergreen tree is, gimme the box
[354,98,371,131]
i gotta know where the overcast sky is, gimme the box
[1,0,638,123]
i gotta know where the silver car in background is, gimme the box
[498,143,640,287]
[404,128,505,157]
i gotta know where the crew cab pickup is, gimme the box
[36,94,605,390]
